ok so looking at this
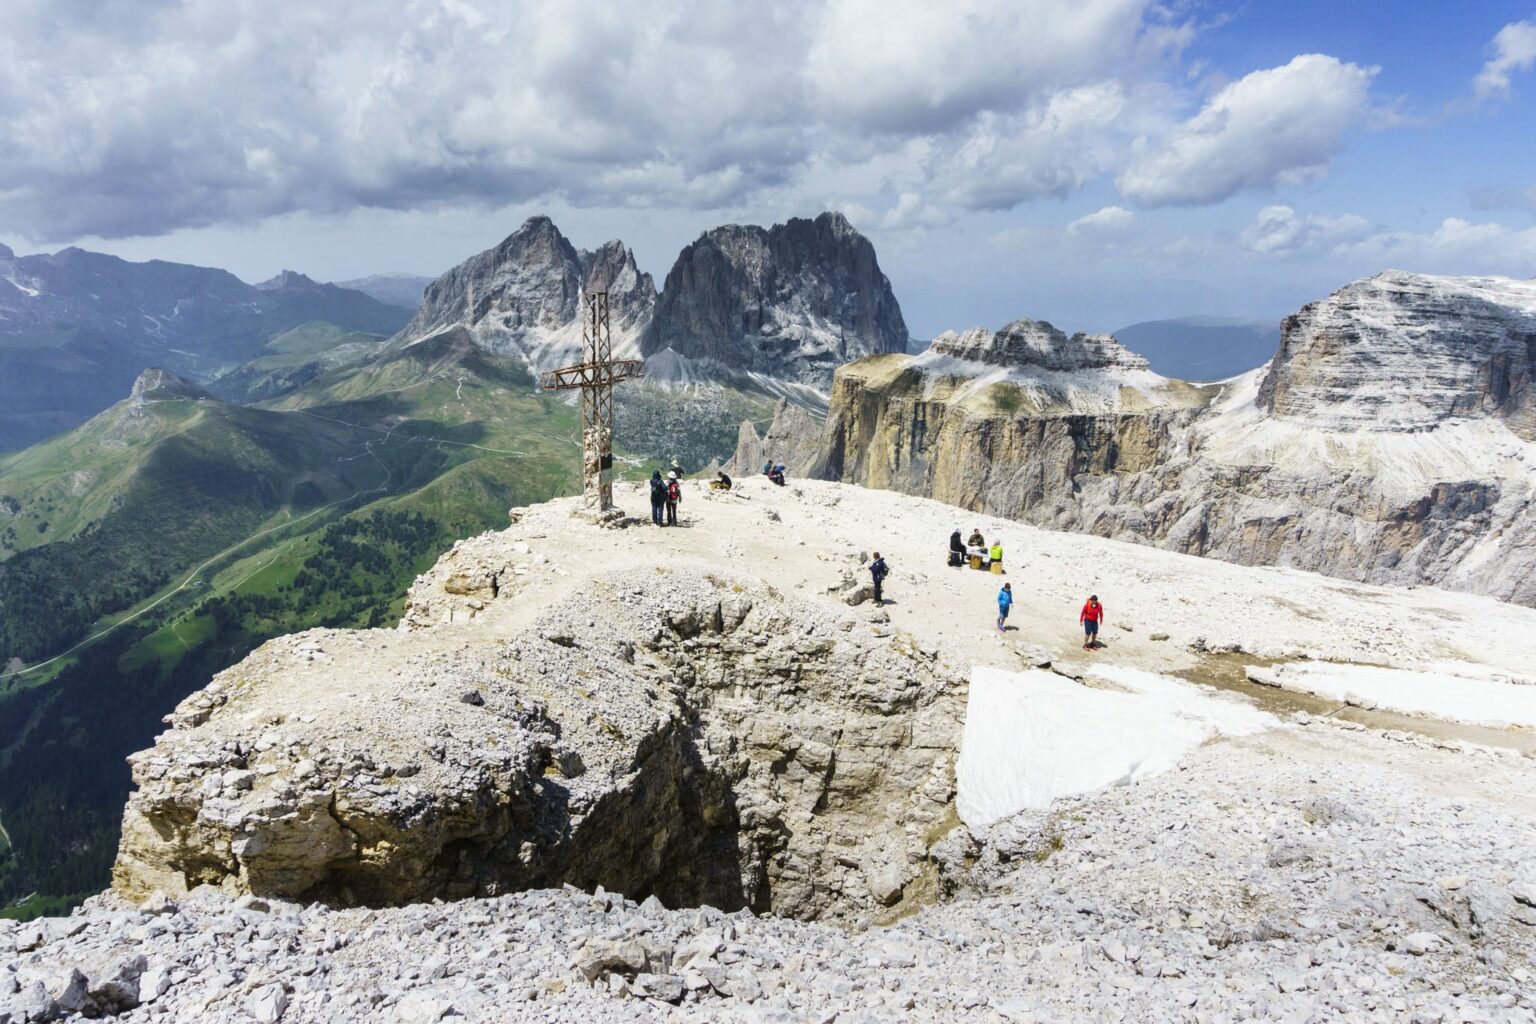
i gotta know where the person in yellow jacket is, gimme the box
[988,540,1004,573]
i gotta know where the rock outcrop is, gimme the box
[642,212,908,388]
[930,318,1148,371]
[114,554,963,921]
[1257,270,1536,437]
[400,216,656,371]
[814,272,1536,607]
[723,399,825,477]
[128,368,211,405]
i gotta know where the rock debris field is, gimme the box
[8,478,1536,1022]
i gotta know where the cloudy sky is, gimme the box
[3,0,1535,336]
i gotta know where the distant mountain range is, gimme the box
[333,273,435,310]
[1110,316,1281,381]
[0,248,411,450]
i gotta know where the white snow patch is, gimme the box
[1248,661,1536,729]
[4,274,39,297]
[956,665,1276,829]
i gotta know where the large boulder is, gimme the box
[113,567,964,921]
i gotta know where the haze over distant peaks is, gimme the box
[333,272,434,310]
[1111,316,1281,382]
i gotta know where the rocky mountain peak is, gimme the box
[640,211,908,389]
[129,367,210,403]
[930,318,1149,372]
[1258,270,1536,436]
[0,242,13,260]
[401,216,656,369]
[578,239,658,326]
[255,269,318,292]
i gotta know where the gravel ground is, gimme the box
[9,719,1535,1023]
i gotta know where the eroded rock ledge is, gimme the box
[113,568,965,921]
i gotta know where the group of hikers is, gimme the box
[647,458,744,526]
[647,459,689,526]
[948,527,1004,571]
[651,464,1107,650]
[874,530,1108,650]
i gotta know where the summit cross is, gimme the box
[539,291,644,512]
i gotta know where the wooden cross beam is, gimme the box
[539,291,644,512]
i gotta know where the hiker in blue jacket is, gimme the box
[870,552,889,605]
[997,583,1013,631]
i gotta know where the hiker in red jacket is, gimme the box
[1080,595,1105,650]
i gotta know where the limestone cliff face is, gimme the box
[642,212,908,388]
[815,273,1536,608]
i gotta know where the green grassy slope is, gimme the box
[205,321,388,403]
[0,336,593,912]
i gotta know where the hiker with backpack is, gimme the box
[665,472,682,526]
[648,470,667,527]
[870,552,889,605]
[997,583,1012,631]
[1080,594,1105,650]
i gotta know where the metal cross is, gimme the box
[539,291,644,511]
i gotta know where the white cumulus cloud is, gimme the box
[929,83,1130,210]
[1116,54,1377,208]
[1335,217,1536,274]
[804,0,1154,133]
[1066,206,1135,235]
[1240,204,1373,255]
[1475,19,1536,98]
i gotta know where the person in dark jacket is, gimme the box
[948,529,965,567]
[648,470,667,526]
[870,552,889,604]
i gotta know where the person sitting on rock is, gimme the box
[714,469,733,491]
[989,539,1004,573]
[770,463,786,486]
[762,459,773,476]
[948,529,965,567]
[967,528,985,549]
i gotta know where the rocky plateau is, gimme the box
[11,476,1536,1022]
